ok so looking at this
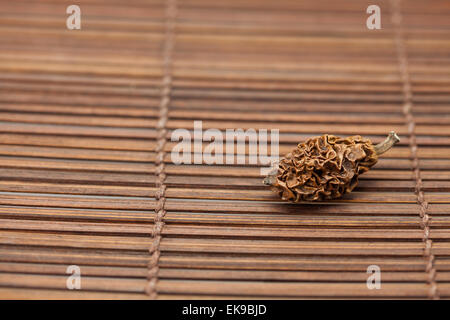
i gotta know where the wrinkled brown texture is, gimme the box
[269,134,378,202]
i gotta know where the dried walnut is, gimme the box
[264,132,400,202]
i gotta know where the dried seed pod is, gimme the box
[263,131,400,202]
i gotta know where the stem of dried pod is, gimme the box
[374,131,400,155]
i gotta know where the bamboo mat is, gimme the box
[0,0,449,299]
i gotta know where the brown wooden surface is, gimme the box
[0,0,449,299]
